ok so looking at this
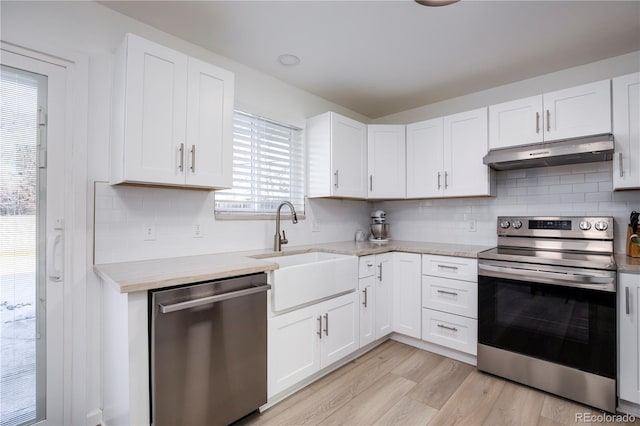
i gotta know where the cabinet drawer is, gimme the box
[422,255,477,282]
[422,276,477,319]
[359,255,376,278]
[421,308,477,355]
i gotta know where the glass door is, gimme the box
[0,65,47,426]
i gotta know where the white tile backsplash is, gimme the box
[375,161,640,253]
[93,182,370,264]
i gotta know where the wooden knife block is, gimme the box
[627,225,640,258]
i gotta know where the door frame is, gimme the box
[1,41,89,425]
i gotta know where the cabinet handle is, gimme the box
[626,286,630,315]
[190,145,196,173]
[620,153,624,178]
[438,264,458,270]
[369,175,373,192]
[363,288,368,307]
[437,289,459,296]
[437,172,441,190]
[334,170,339,188]
[324,313,329,336]
[317,315,322,339]
[546,109,551,132]
[535,112,540,134]
[444,171,448,189]
[437,324,458,332]
[366,262,373,267]
[378,263,383,281]
[178,143,184,172]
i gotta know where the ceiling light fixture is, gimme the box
[415,0,460,6]
[278,54,301,67]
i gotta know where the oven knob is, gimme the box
[512,220,522,229]
[579,221,592,231]
[594,221,608,231]
[499,220,510,229]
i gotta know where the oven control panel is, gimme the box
[496,216,614,240]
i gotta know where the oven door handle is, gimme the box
[478,263,616,292]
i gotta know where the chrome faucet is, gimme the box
[274,201,298,251]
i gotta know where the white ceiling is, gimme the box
[101,1,640,119]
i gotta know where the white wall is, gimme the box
[374,51,640,124]
[1,2,370,423]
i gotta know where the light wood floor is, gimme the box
[240,340,635,426]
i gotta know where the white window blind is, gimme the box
[215,111,304,216]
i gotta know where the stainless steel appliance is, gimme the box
[478,216,617,412]
[483,133,614,170]
[150,274,269,426]
[370,209,390,242]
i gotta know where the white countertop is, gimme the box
[93,240,494,293]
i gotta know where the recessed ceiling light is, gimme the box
[278,54,301,67]
[415,0,460,6]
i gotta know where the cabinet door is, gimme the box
[320,292,359,368]
[613,73,640,190]
[367,125,406,199]
[406,118,444,198]
[393,253,421,339]
[489,95,543,149]
[359,276,376,347]
[543,79,611,141]
[185,57,234,188]
[268,305,321,397]
[123,34,188,185]
[375,253,394,339]
[331,113,367,198]
[443,108,491,197]
[619,273,640,404]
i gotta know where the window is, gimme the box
[215,111,304,217]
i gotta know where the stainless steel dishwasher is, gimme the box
[150,273,269,426]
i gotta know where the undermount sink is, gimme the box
[262,252,358,312]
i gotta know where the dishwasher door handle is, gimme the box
[159,284,271,314]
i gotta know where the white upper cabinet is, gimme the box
[489,96,543,149]
[307,112,368,198]
[543,80,611,141]
[488,80,611,150]
[443,108,492,198]
[111,34,234,189]
[406,118,444,198]
[613,72,640,190]
[407,108,491,199]
[367,125,406,199]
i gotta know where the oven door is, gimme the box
[478,260,616,379]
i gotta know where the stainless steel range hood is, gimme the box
[483,134,614,171]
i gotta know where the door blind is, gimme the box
[215,111,304,215]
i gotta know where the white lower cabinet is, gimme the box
[393,253,422,339]
[619,272,640,406]
[421,308,477,355]
[421,255,478,356]
[359,275,376,347]
[268,291,359,398]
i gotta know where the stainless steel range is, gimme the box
[477,216,617,413]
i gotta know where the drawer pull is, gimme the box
[437,289,458,296]
[437,264,459,270]
[366,262,373,267]
[437,324,458,332]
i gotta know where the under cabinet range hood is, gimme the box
[483,134,614,171]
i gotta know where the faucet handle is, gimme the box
[281,230,288,245]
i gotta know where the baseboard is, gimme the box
[86,408,102,426]
[618,400,640,417]
[390,333,477,366]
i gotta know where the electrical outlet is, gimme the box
[193,223,203,238]
[312,219,320,232]
[143,223,156,241]
[468,220,477,232]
